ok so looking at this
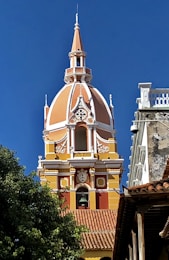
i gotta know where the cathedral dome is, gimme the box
[46,82,113,133]
[44,13,114,149]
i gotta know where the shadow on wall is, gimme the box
[77,257,111,260]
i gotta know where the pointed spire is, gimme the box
[65,9,92,83]
[71,11,84,52]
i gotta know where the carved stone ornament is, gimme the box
[55,140,67,154]
[97,141,109,153]
[77,168,88,183]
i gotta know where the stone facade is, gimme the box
[147,112,169,180]
[128,83,169,186]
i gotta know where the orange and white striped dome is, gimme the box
[43,13,114,150]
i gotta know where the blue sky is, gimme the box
[1,0,169,186]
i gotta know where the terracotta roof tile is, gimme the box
[67,209,117,250]
[128,178,169,194]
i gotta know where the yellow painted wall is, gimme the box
[108,137,116,150]
[70,191,76,210]
[98,153,118,160]
[45,175,57,189]
[46,153,55,160]
[73,152,91,157]
[57,153,70,160]
[46,143,54,153]
[82,249,112,259]
[112,179,119,189]
[109,141,117,153]
[108,174,119,189]
[89,191,96,209]
[108,191,119,210]
[45,142,70,160]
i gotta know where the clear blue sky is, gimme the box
[1,0,169,186]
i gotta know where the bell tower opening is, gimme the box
[77,57,80,66]
[75,125,87,151]
[76,187,89,209]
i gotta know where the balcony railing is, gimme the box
[137,83,169,109]
[150,89,169,107]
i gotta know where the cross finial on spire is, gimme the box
[71,4,84,52]
[75,4,79,29]
[77,3,78,15]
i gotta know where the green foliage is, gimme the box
[0,145,85,259]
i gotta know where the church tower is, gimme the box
[38,13,123,211]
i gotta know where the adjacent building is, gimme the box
[113,83,169,260]
[128,82,169,187]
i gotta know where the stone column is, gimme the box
[71,126,75,152]
[70,167,76,210]
[93,127,97,153]
[132,230,137,260]
[138,82,151,109]
[128,244,133,260]
[88,126,92,152]
[137,212,145,260]
[67,128,70,154]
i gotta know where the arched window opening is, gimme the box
[75,126,87,151]
[76,187,89,209]
[77,57,80,66]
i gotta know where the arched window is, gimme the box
[76,187,89,209]
[77,57,80,66]
[75,126,87,151]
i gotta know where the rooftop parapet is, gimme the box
[137,82,169,109]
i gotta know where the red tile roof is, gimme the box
[127,178,169,194]
[68,209,117,250]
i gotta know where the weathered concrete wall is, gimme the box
[146,111,169,181]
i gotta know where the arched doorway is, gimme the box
[76,187,89,209]
[75,125,87,151]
